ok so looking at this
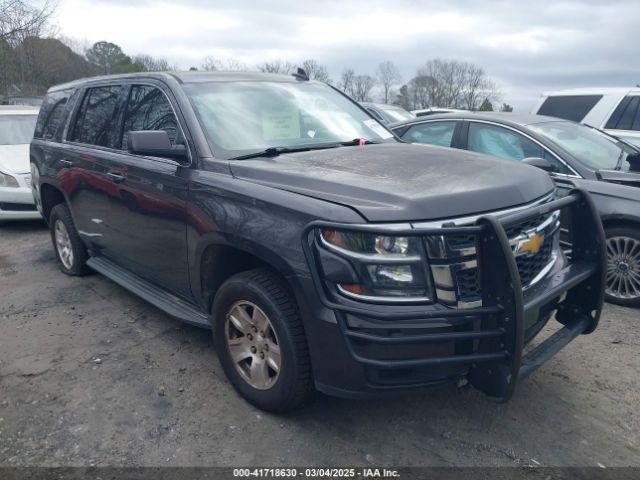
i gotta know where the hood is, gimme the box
[229,143,554,222]
[597,169,640,188]
[574,176,640,202]
[0,144,30,174]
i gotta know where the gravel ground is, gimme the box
[1,220,639,467]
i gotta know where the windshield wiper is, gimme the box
[230,145,331,160]
[229,139,379,160]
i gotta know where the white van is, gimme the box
[532,88,640,147]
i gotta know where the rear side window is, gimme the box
[605,96,640,131]
[34,89,72,140]
[401,121,456,147]
[537,95,602,122]
[70,86,124,148]
[121,85,179,150]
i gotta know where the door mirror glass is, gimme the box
[523,157,553,172]
[128,130,188,163]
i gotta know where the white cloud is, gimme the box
[51,0,640,111]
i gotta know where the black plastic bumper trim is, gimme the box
[345,327,505,344]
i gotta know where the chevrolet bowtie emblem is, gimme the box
[515,232,545,256]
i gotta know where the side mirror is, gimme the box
[523,157,553,172]
[128,131,189,163]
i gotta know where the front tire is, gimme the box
[212,268,312,412]
[605,226,640,308]
[49,203,88,276]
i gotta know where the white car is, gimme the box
[532,88,640,147]
[0,106,41,221]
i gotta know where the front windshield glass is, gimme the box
[528,120,637,170]
[380,105,415,123]
[184,81,395,158]
[0,115,37,145]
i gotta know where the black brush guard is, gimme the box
[302,188,606,400]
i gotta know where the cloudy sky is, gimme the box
[54,0,640,111]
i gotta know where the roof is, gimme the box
[362,102,404,110]
[49,70,307,92]
[390,111,564,128]
[0,105,39,115]
[540,87,640,97]
[411,107,468,114]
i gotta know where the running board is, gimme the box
[87,256,211,329]
[517,315,590,380]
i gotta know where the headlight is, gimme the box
[319,229,433,302]
[0,171,19,188]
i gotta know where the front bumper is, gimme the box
[301,189,605,400]
[0,173,40,221]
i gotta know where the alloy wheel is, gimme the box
[224,300,281,390]
[606,236,640,300]
[54,220,74,270]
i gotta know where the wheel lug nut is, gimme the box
[260,352,265,359]
[247,334,253,341]
[252,326,257,333]
[250,346,257,354]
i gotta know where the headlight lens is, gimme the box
[0,171,19,188]
[320,229,433,302]
[321,229,412,257]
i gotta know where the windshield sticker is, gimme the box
[262,108,300,141]
[363,119,393,139]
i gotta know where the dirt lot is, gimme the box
[1,220,639,468]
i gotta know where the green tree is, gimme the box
[478,98,494,111]
[500,103,513,112]
[393,84,411,110]
[85,41,132,75]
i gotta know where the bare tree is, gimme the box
[256,59,295,74]
[0,0,54,45]
[459,63,500,111]
[339,68,355,96]
[403,59,500,110]
[351,75,376,102]
[201,56,248,72]
[300,59,331,83]
[376,61,402,104]
[133,54,176,72]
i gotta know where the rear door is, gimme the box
[62,84,127,247]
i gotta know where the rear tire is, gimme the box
[605,226,640,308]
[49,203,89,276]
[212,268,312,412]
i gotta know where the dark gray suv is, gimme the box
[31,71,605,412]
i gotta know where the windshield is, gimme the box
[184,81,395,159]
[379,105,415,123]
[528,120,637,170]
[0,115,37,145]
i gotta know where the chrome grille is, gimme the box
[426,207,561,308]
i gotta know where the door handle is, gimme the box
[59,159,73,168]
[107,172,126,183]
